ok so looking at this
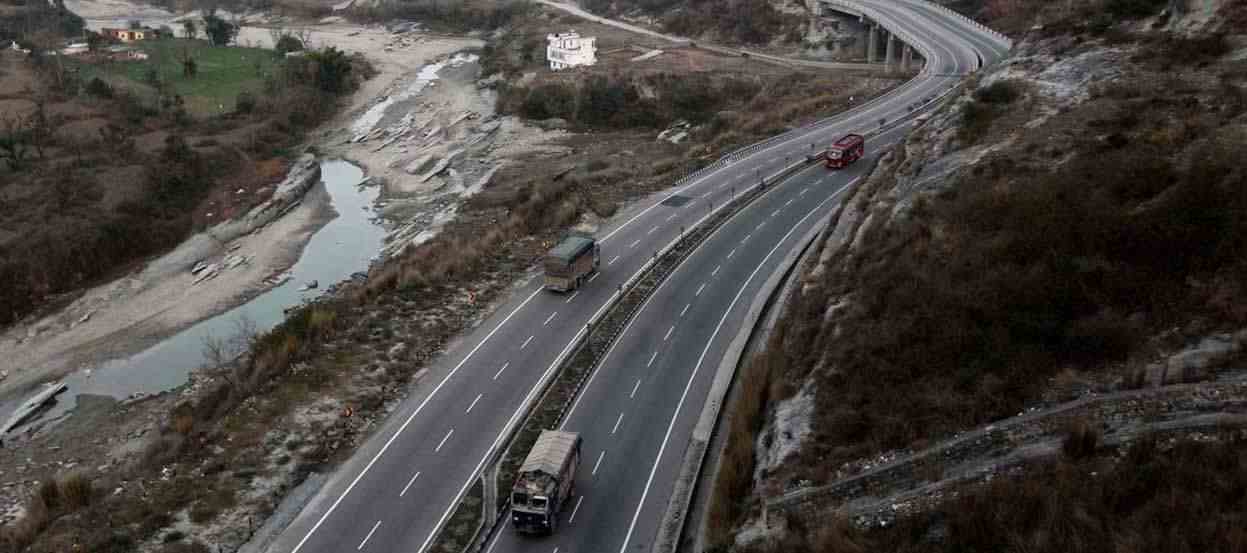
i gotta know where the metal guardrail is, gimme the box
[459,154,819,553]
[909,0,1014,49]
[440,3,1015,551]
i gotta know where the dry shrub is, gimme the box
[706,343,780,546]
[173,413,195,436]
[846,435,1247,551]
[813,516,869,553]
[142,433,186,469]
[37,479,60,512]
[59,472,93,510]
[0,495,48,551]
[1061,419,1101,460]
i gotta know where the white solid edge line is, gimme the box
[288,287,542,553]
[598,74,912,245]
[616,180,856,553]
[417,266,633,553]
[560,162,829,428]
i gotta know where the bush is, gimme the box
[59,472,93,510]
[275,34,303,55]
[1061,419,1102,460]
[1104,0,1167,19]
[235,90,257,114]
[85,77,114,98]
[958,98,997,143]
[974,79,1021,104]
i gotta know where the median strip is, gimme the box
[426,147,821,553]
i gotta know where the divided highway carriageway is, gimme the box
[268,2,1012,553]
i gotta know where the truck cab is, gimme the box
[512,431,582,535]
[825,133,865,169]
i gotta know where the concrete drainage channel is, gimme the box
[427,155,818,553]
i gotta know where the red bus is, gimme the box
[825,133,865,169]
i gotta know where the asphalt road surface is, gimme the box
[268,2,1011,553]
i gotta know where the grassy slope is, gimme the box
[73,38,278,116]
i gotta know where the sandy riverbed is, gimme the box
[0,1,488,402]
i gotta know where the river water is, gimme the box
[4,160,385,426]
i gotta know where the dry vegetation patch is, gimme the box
[708,1,1247,549]
[748,433,1247,553]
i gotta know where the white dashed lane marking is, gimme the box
[435,429,454,453]
[592,450,605,475]
[357,521,381,551]
[465,394,482,414]
[399,472,421,497]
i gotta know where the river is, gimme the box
[2,160,385,427]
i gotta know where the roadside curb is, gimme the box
[649,201,834,553]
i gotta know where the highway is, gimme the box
[267,3,1010,553]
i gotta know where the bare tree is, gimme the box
[201,314,258,375]
[182,19,198,40]
[0,116,32,172]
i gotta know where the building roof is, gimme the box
[519,430,579,477]
[546,236,594,264]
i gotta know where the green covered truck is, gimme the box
[543,233,600,292]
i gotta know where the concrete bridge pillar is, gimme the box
[866,23,879,63]
[885,32,897,71]
[902,44,913,72]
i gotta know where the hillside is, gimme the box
[708,0,1247,550]
[0,13,373,329]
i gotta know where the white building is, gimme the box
[546,31,597,71]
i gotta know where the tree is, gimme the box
[202,9,237,46]
[182,19,198,40]
[85,30,106,52]
[0,116,32,172]
[180,48,197,77]
[274,33,303,55]
[269,26,311,55]
[305,46,353,94]
[158,25,174,39]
